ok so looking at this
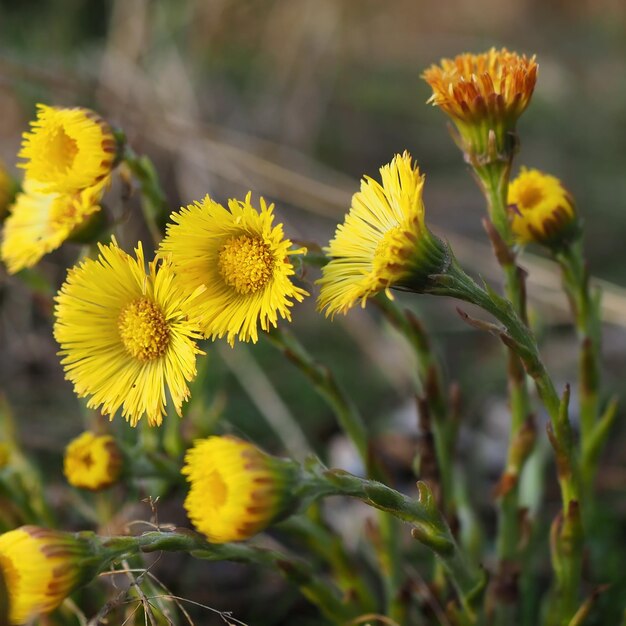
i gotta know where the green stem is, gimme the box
[430,260,584,622]
[555,242,603,494]
[477,163,536,625]
[99,529,357,625]
[374,297,455,516]
[266,328,404,619]
[122,143,169,244]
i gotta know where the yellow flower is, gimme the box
[53,240,204,427]
[317,152,448,317]
[18,104,117,194]
[508,168,578,246]
[159,193,308,345]
[182,436,299,543]
[0,526,91,624]
[422,48,537,157]
[1,177,108,274]
[63,432,123,490]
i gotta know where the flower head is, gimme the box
[159,193,308,345]
[182,436,299,543]
[18,104,117,194]
[0,526,93,624]
[54,240,204,427]
[63,432,123,490]
[508,168,578,247]
[317,152,448,317]
[1,177,108,274]
[422,48,537,158]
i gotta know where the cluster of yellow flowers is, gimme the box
[0,47,585,624]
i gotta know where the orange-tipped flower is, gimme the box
[63,432,123,490]
[508,168,578,247]
[423,48,537,158]
[182,436,299,543]
[0,526,94,624]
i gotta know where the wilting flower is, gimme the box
[0,526,93,624]
[54,240,204,427]
[159,193,308,345]
[422,48,538,158]
[18,104,117,194]
[317,152,448,317]
[508,168,578,247]
[63,432,123,490]
[182,436,299,543]
[1,177,108,274]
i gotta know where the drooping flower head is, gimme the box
[159,193,308,345]
[508,168,579,247]
[422,48,538,159]
[63,432,123,490]
[54,240,204,427]
[182,436,299,543]
[18,104,117,194]
[1,177,108,274]
[317,152,448,317]
[0,526,94,624]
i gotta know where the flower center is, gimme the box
[46,126,78,173]
[373,227,406,273]
[205,469,228,512]
[517,184,544,211]
[218,235,274,295]
[118,298,170,362]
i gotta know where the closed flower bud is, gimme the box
[0,526,95,624]
[63,432,123,490]
[182,436,300,543]
[508,168,579,248]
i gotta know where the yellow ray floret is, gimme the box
[1,177,108,274]
[54,240,204,427]
[422,47,538,126]
[317,152,447,317]
[182,436,298,543]
[159,192,308,345]
[63,432,123,490]
[0,526,90,624]
[508,167,578,246]
[18,104,117,194]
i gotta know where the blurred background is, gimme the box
[1,0,626,624]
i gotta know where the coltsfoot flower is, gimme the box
[182,436,299,543]
[1,177,108,274]
[63,432,123,490]
[159,193,308,345]
[422,48,538,159]
[508,167,578,247]
[18,104,117,194]
[0,526,93,624]
[54,240,204,426]
[317,152,448,317]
